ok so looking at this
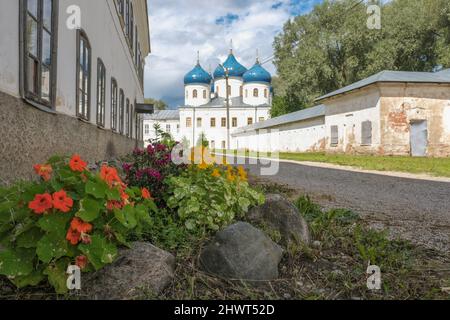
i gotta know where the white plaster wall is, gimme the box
[0,0,147,139]
[179,106,270,149]
[233,117,326,153]
[243,83,270,106]
[185,84,210,106]
[324,86,381,152]
[0,0,20,97]
[444,104,450,135]
[214,77,243,99]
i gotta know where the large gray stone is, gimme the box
[199,222,283,281]
[82,242,175,300]
[248,194,310,245]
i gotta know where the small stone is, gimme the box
[312,241,322,249]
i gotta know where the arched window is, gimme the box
[119,89,124,134]
[22,0,58,107]
[264,88,268,98]
[253,88,259,97]
[76,30,91,120]
[203,90,206,99]
[111,78,118,131]
[193,89,198,98]
[125,98,130,137]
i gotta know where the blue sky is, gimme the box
[145,0,322,108]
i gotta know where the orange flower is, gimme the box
[71,217,93,234]
[69,154,87,172]
[66,227,81,245]
[75,255,88,269]
[33,164,52,181]
[52,190,73,213]
[28,193,53,214]
[80,233,92,245]
[141,188,152,199]
[106,200,124,211]
[100,165,122,187]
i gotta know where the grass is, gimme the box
[216,150,450,177]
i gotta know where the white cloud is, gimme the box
[144,0,319,107]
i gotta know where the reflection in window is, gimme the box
[111,79,118,131]
[77,31,91,120]
[96,59,106,127]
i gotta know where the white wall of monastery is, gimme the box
[243,82,271,106]
[185,84,210,106]
[143,119,181,146]
[214,77,243,99]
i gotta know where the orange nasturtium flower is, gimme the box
[52,190,74,213]
[69,154,87,172]
[100,165,122,187]
[141,187,152,200]
[28,193,53,214]
[75,255,88,269]
[33,164,53,181]
[66,217,93,245]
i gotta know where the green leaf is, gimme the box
[85,180,107,199]
[78,235,118,270]
[36,233,72,263]
[44,258,70,294]
[76,198,102,222]
[11,267,45,288]
[38,214,71,237]
[17,227,44,248]
[0,248,34,277]
[135,204,152,224]
[114,205,137,229]
[105,187,121,201]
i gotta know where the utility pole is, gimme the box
[225,67,230,150]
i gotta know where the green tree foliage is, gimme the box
[144,98,168,111]
[273,0,450,115]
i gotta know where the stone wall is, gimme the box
[0,91,139,185]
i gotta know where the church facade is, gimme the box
[144,50,273,149]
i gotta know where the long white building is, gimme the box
[0,0,151,183]
[144,50,273,149]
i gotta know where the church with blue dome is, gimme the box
[145,49,273,150]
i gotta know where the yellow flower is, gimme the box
[226,172,235,182]
[211,169,221,178]
[198,162,209,170]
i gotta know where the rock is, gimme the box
[312,241,322,249]
[248,194,310,245]
[200,222,283,281]
[82,242,175,300]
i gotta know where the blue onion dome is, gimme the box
[213,52,248,79]
[184,63,212,85]
[243,60,272,83]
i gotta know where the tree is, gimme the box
[144,98,168,111]
[273,0,450,116]
[196,132,209,148]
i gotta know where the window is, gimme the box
[361,121,372,145]
[186,117,192,127]
[129,2,134,49]
[193,89,198,98]
[232,117,237,127]
[144,124,149,134]
[117,0,124,17]
[135,26,139,65]
[259,117,265,122]
[166,124,171,133]
[22,0,58,107]
[111,79,118,131]
[76,30,91,120]
[264,88,268,98]
[125,99,130,136]
[96,59,106,127]
[210,118,216,127]
[203,90,206,99]
[221,117,226,127]
[197,117,202,127]
[211,140,215,149]
[253,88,259,97]
[119,89,124,134]
[125,0,130,36]
[130,104,134,138]
[247,118,253,125]
[330,125,339,146]
[221,141,226,149]
[177,124,180,133]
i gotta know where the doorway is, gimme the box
[410,120,428,157]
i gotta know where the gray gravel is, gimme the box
[241,159,450,253]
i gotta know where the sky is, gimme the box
[144,0,322,108]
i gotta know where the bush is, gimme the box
[122,143,187,206]
[166,163,265,234]
[0,155,157,293]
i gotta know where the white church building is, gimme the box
[144,49,273,149]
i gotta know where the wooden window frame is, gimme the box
[232,117,238,128]
[193,89,198,98]
[253,88,259,97]
[221,117,226,127]
[125,98,130,137]
[20,0,59,109]
[197,117,202,128]
[247,117,253,125]
[111,78,118,132]
[119,89,125,134]
[96,58,106,127]
[76,29,92,121]
[210,118,216,127]
[186,117,192,128]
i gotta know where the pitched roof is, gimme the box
[143,109,180,121]
[232,104,326,135]
[316,69,450,101]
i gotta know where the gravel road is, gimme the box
[241,159,450,252]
